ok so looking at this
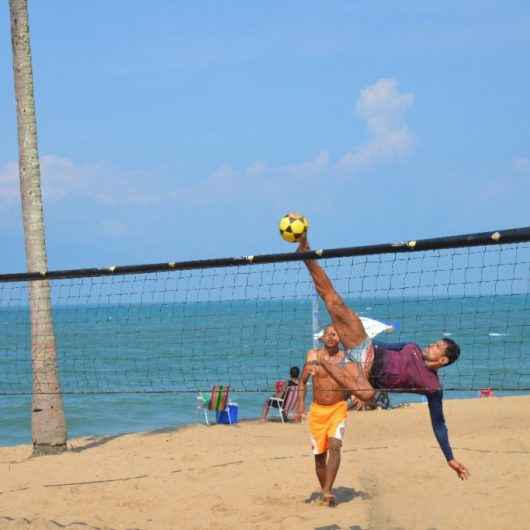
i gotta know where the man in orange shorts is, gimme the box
[295,324,372,507]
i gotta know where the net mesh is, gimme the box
[1,242,529,395]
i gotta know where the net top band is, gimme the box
[2,225,530,283]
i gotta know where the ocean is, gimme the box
[1,292,529,447]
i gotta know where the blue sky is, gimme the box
[1,1,529,274]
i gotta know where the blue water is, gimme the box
[1,276,530,446]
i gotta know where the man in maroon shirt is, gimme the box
[297,236,470,480]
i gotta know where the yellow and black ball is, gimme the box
[278,212,309,243]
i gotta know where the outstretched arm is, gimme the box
[427,391,470,480]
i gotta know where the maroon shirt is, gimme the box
[370,341,454,460]
[374,342,441,394]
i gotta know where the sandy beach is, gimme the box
[1,395,529,530]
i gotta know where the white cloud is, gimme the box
[203,150,331,201]
[40,154,86,200]
[187,78,415,205]
[285,150,330,177]
[1,78,415,210]
[0,155,164,206]
[1,154,93,202]
[0,155,88,203]
[338,79,415,170]
[204,78,414,196]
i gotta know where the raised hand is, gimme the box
[296,233,310,253]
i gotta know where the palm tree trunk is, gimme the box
[9,0,67,455]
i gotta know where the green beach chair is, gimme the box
[197,385,231,425]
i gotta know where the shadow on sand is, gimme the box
[68,433,126,453]
[305,486,371,506]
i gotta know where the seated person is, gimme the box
[261,366,300,420]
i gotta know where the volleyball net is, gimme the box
[1,226,529,395]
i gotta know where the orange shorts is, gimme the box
[308,401,348,455]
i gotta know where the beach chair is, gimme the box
[281,384,300,421]
[265,384,299,423]
[479,387,494,398]
[197,385,231,425]
[264,380,287,422]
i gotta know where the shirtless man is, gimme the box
[296,324,373,507]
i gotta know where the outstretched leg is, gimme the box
[297,236,375,401]
[297,236,367,350]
